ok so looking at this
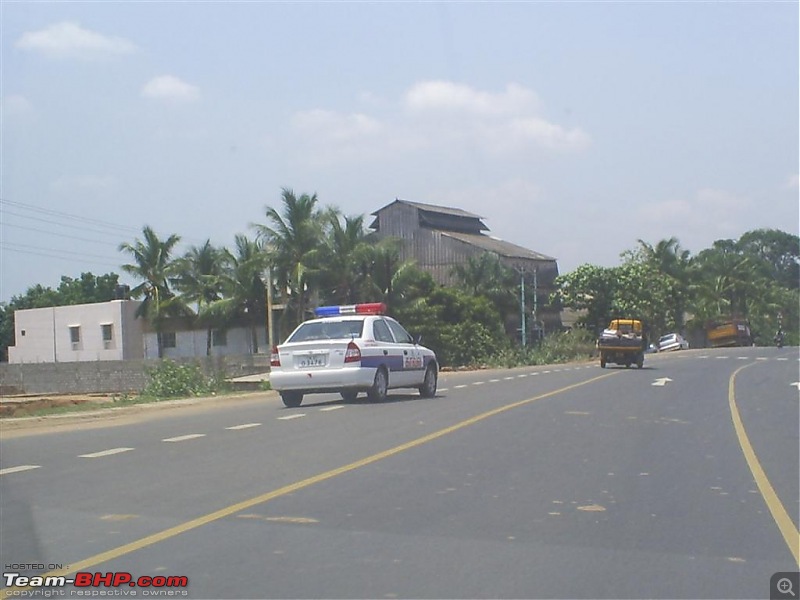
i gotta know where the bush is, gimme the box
[486,328,596,368]
[142,360,227,399]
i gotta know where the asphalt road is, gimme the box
[1,346,798,599]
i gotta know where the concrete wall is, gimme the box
[0,354,271,396]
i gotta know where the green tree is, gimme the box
[736,229,799,289]
[317,210,375,304]
[217,234,269,352]
[119,225,186,358]
[553,264,618,333]
[55,272,120,305]
[172,240,227,356]
[253,188,324,336]
[631,237,691,330]
[451,252,517,314]
[394,286,507,367]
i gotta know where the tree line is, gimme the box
[1,188,797,364]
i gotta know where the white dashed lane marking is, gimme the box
[0,465,41,476]
[277,414,306,421]
[319,406,344,412]
[225,423,262,430]
[79,448,135,458]
[162,434,206,442]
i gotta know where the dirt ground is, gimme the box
[0,393,119,418]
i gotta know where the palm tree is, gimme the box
[172,240,226,356]
[252,188,324,335]
[218,234,269,353]
[317,210,374,304]
[636,237,691,330]
[118,226,185,358]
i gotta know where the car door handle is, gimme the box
[383,350,388,355]
[403,350,408,355]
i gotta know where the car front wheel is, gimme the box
[367,368,388,402]
[418,364,438,398]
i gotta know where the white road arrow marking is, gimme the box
[651,378,673,387]
[791,382,800,390]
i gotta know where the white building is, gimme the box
[8,300,145,363]
[8,300,268,363]
[141,322,267,359]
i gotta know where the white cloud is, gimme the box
[2,95,34,117]
[141,76,200,103]
[293,109,384,141]
[16,21,136,60]
[290,80,590,166]
[405,81,540,117]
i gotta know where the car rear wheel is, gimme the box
[418,364,438,398]
[367,368,388,402]
[281,392,303,408]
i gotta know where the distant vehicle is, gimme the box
[706,319,752,347]
[658,333,689,352]
[269,303,439,407]
[774,329,785,348]
[597,318,647,368]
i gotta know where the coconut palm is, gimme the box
[252,188,324,335]
[636,237,691,330]
[172,240,226,356]
[218,234,269,352]
[317,210,375,304]
[118,226,186,358]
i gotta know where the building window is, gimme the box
[69,326,81,350]
[212,329,228,347]
[20,329,26,337]
[161,331,177,348]
[101,324,114,349]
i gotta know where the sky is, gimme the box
[1,1,798,303]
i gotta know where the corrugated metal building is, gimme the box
[369,199,562,335]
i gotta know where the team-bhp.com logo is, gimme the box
[2,571,189,597]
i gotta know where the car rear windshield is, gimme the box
[289,320,365,342]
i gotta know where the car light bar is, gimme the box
[314,302,386,317]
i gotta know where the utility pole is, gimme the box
[266,266,274,350]
[520,270,527,348]
[532,267,538,343]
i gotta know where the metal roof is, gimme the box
[371,199,486,220]
[441,231,557,262]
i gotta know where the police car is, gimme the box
[269,303,439,407]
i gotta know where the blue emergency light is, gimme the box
[314,303,386,317]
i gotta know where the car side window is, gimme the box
[386,319,414,344]
[373,319,394,343]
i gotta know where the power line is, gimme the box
[1,242,123,267]
[0,220,124,246]
[0,197,210,247]
[0,198,141,235]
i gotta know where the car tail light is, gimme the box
[270,345,281,367]
[344,341,361,363]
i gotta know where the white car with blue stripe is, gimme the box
[269,303,439,407]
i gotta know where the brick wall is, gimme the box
[0,354,271,395]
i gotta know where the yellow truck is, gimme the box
[706,319,752,347]
[597,319,646,368]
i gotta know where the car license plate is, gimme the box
[297,354,326,368]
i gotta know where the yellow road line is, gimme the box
[0,371,617,599]
[728,363,800,566]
